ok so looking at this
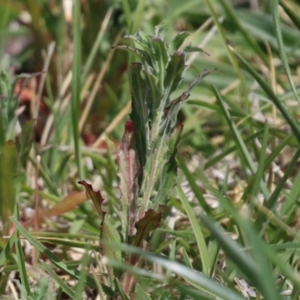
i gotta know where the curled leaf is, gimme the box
[130,207,166,248]
[78,181,106,222]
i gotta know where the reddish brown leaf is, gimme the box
[42,191,87,218]
[78,181,106,222]
[130,206,166,248]
[22,191,88,228]
[117,120,140,240]
[122,206,166,295]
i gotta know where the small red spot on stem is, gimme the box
[125,120,134,133]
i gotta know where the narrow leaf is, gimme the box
[17,120,35,166]
[169,31,190,52]
[101,217,122,276]
[231,48,300,145]
[130,63,149,169]
[10,217,114,295]
[41,261,76,299]
[78,181,106,221]
[269,0,300,105]
[0,140,17,235]
[164,50,185,96]
[117,120,140,240]
[153,123,183,209]
[176,186,210,276]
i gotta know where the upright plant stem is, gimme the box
[72,0,84,178]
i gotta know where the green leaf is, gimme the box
[150,35,168,86]
[255,149,300,230]
[213,85,271,201]
[138,133,172,217]
[165,69,215,129]
[0,140,17,235]
[106,243,245,300]
[231,48,300,145]
[178,154,211,213]
[129,63,149,168]
[164,50,185,96]
[199,210,285,300]
[17,120,35,166]
[15,212,30,296]
[0,230,17,266]
[176,185,210,276]
[71,0,84,179]
[169,31,190,52]
[219,0,268,64]
[102,216,122,276]
[152,123,183,209]
[114,277,130,300]
[10,216,113,296]
[41,261,76,299]
[279,1,300,31]
[269,0,300,105]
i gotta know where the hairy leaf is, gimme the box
[117,120,140,240]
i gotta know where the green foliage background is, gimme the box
[1,0,300,299]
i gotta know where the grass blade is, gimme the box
[199,213,282,300]
[176,185,210,276]
[231,48,300,144]
[40,261,76,299]
[10,216,114,296]
[212,85,270,200]
[71,0,84,178]
[269,0,300,105]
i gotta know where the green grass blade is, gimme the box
[0,231,17,266]
[204,130,263,169]
[131,0,146,33]
[0,141,17,235]
[75,251,90,300]
[140,253,244,300]
[136,283,152,300]
[231,48,300,144]
[204,0,247,97]
[40,261,76,299]
[120,0,132,30]
[115,278,130,300]
[71,0,84,178]
[15,214,30,296]
[218,0,268,64]
[263,134,293,172]
[199,213,282,300]
[212,85,270,199]
[199,213,258,281]
[106,249,245,300]
[255,149,300,229]
[249,124,269,199]
[240,219,283,300]
[10,217,114,296]
[176,185,210,276]
[176,285,222,300]
[279,1,300,31]
[269,0,300,105]
[81,8,113,82]
[178,155,211,213]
